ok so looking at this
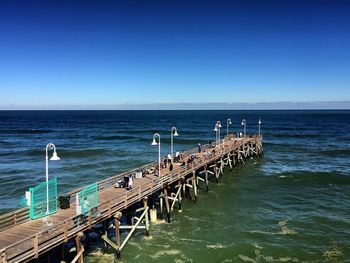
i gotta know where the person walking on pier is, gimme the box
[175,150,180,162]
[167,153,172,163]
[128,175,133,189]
[198,143,202,153]
[163,157,168,168]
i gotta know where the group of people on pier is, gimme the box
[160,151,183,170]
[118,138,230,191]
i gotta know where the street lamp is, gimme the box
[214,121,222,146]
[241,119,246,138]
[151,133,161,180]
[214,125,218,146]
[258,118,262,136]
[226,118,232,136]
[217,121,222,144]
[45,143,60,214]
[170,127,179,163]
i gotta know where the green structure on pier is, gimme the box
[78,182,98,215]
[29,178,58,220]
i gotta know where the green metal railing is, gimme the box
[77,183,98,215]
[29,178,57,220]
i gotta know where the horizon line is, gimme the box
[1,101,350,110]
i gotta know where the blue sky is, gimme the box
[0,0,350,109]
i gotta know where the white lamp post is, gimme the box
[258,118,262,136]
[241,119,246,138]
[214,121,222,146]
[170,127,178,163]
[214,125,218,146]
[151,133,161,180]
[45,143,60,214]
[226,118,232,136]
[217,121,222,144]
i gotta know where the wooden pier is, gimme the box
[0,134,263,263]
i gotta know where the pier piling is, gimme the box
[163,185,171,223]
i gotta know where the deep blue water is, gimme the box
[0,110,350,262]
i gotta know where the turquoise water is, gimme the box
[86,159,350,262]
[0,110,349,262]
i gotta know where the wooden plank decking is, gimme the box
[0,135,261,262]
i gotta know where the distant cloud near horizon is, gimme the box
[1,101,350,110]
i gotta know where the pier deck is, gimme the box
[0,135,262,262]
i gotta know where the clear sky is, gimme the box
[0,0,349,109]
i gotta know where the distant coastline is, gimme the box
[1,101,350,110]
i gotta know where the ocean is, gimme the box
[0,110,349,262]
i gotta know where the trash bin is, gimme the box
[135,170,143,179]
[58,195,70,209]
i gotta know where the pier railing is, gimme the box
[0,140,206,231]
[0,162,156,232]
[0,207,30,232]
[0,135,254,232]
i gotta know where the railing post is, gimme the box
[13,213,17,225]
[75,232,84,263]
[114,212,122,256]
[163,184,171,223]
[124,192,128,208]
[143,198,150,236]
[108,201,112,218]
[64,222,68,242]
[88,209,92,230]
[33,234,39,259]
[1,249,8,263]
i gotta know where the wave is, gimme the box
[117,130,154,135]
[271,133,321,139]
[167,139,208,145]
[23,148,107,158]
[319,149,350,157]
[0,140,13,145]
[275,171,350,185]
[238,253,295,263]
[85,249,116,263]
[0,129,53,134]
[238,255,257,262]
[262,141,304,148]
[206,243,232,249]
[93,135,138,141]
[60,148,107,158]
[150,249,182,259]
[323,241,343,260]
